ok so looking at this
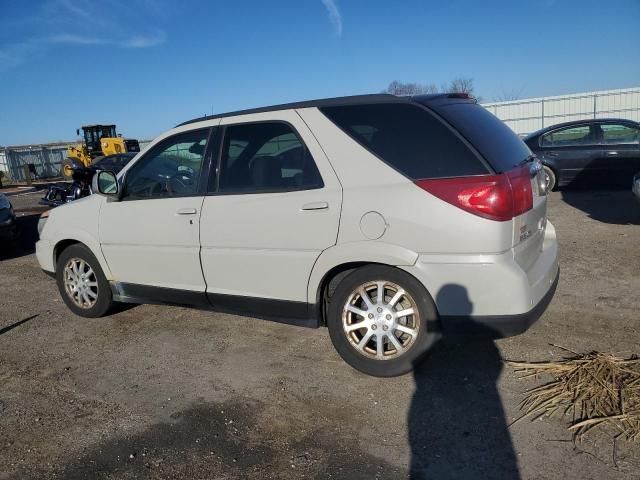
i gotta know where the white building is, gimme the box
[482,87,640,136]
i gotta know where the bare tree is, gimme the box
[384,78,482,101]
[448,77,474,95]
[443,77,482,102]
[383,81,439,96]
[492,87,524,102]
[446,77,475,94]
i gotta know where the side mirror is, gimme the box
[76,128,80,137]
[92,170,119,197]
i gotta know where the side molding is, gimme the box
[110,282,320,329]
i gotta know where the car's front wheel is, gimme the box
[56,244,113,318]
[327,265,438,377]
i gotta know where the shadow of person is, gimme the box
[408,284,520,479]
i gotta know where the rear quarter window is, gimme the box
[428,102,532,172]
[320,103,489,179]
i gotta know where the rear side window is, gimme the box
[600,124,639,145]
[320,103,488,179]
[541,125,596,147]
[217,122,324,193]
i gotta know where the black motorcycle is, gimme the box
[40,153,135,208]
[40,159,96,207]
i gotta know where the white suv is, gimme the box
[37,94,559,377]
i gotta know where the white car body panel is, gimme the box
[99,195,207,291]
[199,110,342,302]
[36,195,112,278]
[96,119,222,292]
[296,108,515,254]
[306,241,419,303]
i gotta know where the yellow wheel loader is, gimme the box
[63,125,140,178]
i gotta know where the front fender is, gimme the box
[38,195,113,280]
[307,241,419,303]
[47,229,114,280]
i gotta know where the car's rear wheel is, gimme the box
[543,166,557,191]
[327,265,438,377]
[56,244,113,318]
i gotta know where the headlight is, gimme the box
[38,210,51,236]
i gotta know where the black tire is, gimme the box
[327,265,439,377]
[56,244,113,318]
[543,166,557,191]
[61,157,75,179]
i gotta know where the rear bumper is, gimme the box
[441,268,558,337]
[401,221,559,337]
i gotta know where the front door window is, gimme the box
[124,129,210,198]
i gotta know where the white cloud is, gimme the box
[321,0,343,37]
[47,34,108,45]
[0,41,39,71]
[57,0,92,19]
[0,0,167,71]
[121,30,166,48]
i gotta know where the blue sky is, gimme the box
[1,0,639,145]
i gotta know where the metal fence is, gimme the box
[482,87,640,136]
[0,144,70,182]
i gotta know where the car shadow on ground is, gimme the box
[408,284,520,479]
[0,213,41,261]
[561,187,640,226]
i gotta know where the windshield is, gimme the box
[101,126,116,138]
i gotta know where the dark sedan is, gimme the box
[524,119,640,190]
[0,193,17,244]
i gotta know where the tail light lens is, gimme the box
[415,166,533,222]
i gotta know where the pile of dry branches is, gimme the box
[508,350,640,442]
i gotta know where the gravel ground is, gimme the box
[0,188,638,480]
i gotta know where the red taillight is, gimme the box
[506,165,534,217]
[415,166,532,222]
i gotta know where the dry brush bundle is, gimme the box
[507,350,640,442]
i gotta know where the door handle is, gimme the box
[605,151,619,156]
[301,201,329,211]
[546,152,559,157]
[176,208,197,215]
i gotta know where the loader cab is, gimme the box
[81,124,117,156]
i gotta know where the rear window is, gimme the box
[427,102,532,172]
[320,103,488,179]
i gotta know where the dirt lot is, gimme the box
[1,188,639,480]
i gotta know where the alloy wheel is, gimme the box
[341,280,420,360]
[63,257,99,309]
